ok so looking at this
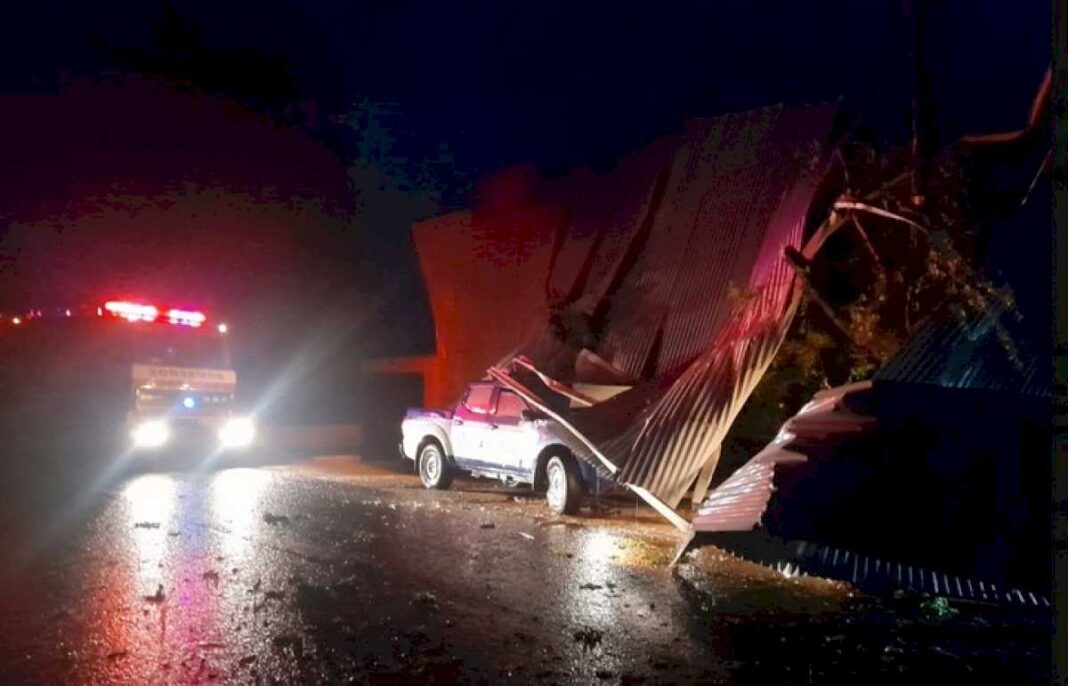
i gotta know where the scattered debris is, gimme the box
[197,642,226,650]
[480,523,496,529]
[264,590,285,601]
[518,532,535,541]
[249,579,262,593]
[263,513,290,525]
[167,531,181,537]
[572,627,603,651]
[133,522,160,529]
[201,570,220,586]
[595,669,614,680]
[144,585,166,603]
[579,583,603,591]
[413,591,438,607]
[238,655,256,668]
[106,650,128,661]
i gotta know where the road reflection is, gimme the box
[209,468,269,562]
[124,474,176,590]
[92,469,272,681]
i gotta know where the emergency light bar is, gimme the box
[103,301,207,328]
[104,301,158,322]
[167,308,205,327]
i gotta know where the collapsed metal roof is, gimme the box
[875,173,1052,398]
[492,103,842,518]
[689,378,1052,605]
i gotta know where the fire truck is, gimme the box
[0,299,254,455]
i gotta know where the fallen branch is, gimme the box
[784,247,858,345]
[833,201,928,235]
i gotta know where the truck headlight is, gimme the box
[219,417,255,449]
[131,420,170,449]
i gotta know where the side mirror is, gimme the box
[521,409,547,422]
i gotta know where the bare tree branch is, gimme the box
[833,201,929,235]
[784,247,857,344]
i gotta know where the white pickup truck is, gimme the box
[400,380,598,514]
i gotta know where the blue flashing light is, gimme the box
[182,397,196,410]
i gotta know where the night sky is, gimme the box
[2,1,1050,178]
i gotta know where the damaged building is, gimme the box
[372,77,1051,602]
[372,103,842,522]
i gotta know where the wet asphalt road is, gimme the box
[0,455,1052,685]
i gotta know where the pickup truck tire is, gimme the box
[418,441,452,490]
[545,454,582,515]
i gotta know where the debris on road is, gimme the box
[106,650,128,661]
[573,627,604,651]
[133,521,160,529]
[413,591,438,607]
[518,532,534,541]
[144,584,166,603]
[480,522,495,529]
[263,513,290,525]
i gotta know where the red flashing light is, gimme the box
[103,300,208,327]
[104,301,158,322]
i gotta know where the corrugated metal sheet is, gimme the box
[545,137,679,309]
[596,105,835,381]
[692,380,1051,604]
[495,104,840,509]
[593,105,839,507]
[708,533,1050,606]
[875,172,1051,398]
[692,382,875,533]
[875,303,1051,398]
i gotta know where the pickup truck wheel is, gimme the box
[545,455,582,515]
[418,442,452,490]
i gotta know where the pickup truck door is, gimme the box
[449,383,495,468]
[485,390,535,478]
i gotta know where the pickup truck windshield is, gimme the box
[462,384,494,414]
